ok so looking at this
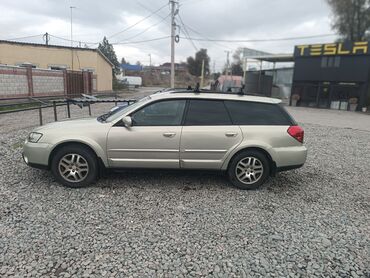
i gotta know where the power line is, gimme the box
[114,12,171,44]
[2,34,43,41]
[107,3,168,40]
[177,13,198,51]
[111,36,170,45]
[179,21,233,51]
[179,33,337,43]
[49,34,96,45]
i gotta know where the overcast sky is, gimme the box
[0,0,337,71]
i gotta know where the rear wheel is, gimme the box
[51,145,98,188]
[228,150,270,190]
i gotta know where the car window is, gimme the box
[224,100,293,125]
[185,100,232,125]
[105,96,151,122]
[131,100,186,126]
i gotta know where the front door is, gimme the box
[180,99,242,169]
[107,99,186,168]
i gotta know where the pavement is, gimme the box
[287,106,370,132]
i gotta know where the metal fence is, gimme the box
[0,92,136,126]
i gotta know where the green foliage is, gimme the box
[327,0,370,41]
[186,48,210,77]
[98,37,120,75]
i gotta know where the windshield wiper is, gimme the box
[97,112,112,122]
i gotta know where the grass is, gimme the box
[0,103,41,112]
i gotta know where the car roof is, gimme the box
[151,89,282,104]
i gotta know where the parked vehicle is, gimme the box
[117,76,142,88]
[22,90,307,190]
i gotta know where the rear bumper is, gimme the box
[272,145,307,168]
[277,164,304,172]
[22,141,52,168]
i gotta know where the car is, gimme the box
[22,90,307,190]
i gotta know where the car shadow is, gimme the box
[95,169,230,190]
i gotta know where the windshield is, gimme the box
[98,96,151,122]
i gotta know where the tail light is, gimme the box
[287,126,304,143]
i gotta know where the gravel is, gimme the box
[0,104,369,277]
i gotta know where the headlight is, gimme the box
[28,132,43,143]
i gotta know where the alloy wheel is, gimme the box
[235,156,264,185]
[58,153,89,183]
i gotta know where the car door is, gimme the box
[107,99,186,168]
[180,99,243,169]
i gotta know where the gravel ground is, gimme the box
[0,97,369,277]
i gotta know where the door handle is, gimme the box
[225,132,238,137]
[163,132,176,138]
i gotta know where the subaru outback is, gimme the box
[23,90,307,190]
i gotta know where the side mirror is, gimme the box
[122,116,132,127]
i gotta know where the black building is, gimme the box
[291,41,370,111]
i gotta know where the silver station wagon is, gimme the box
[23,90,307,190]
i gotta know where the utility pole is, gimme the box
[243,57,247,81]
[200,59,205,88]
[170,0,177,88]
[70,6,76,70]
[212,61,216,80]
[43,32,49,45]
[148,53,152,67]
[225,50,230,77]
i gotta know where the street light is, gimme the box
[70,6,76,70]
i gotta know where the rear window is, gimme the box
[185,100,232,125]
[224,100,294,125]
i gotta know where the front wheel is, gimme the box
[51,145,98,188]
[228,150,270,190]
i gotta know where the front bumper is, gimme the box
[22,141,52,169]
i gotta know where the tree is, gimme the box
[222,48,244,76]
[186,48,210,77]
[231,63,244,76]
[327,0,370,41]
[98,37,120,75]
[121,57,127,64]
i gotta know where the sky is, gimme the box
[0,0,337,71]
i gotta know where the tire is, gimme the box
[228,150,270,190]
[51,144,98,188]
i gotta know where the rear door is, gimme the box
[180,99,242,169]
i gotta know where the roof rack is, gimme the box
[170,88,249,96]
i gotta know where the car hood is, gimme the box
[34,117,102,132]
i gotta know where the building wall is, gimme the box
[0,42,112,91]
[96,53,112,91]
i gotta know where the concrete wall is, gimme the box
[0,65,94,99]
[32,69,64,94]
[0,65,28,97]
[0,42,112,91]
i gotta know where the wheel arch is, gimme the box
[48,140,108,169]
[223,146,277,176]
